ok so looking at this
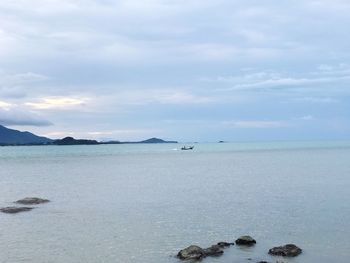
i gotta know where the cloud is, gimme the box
[0,71,49,98]
[299,115,314,121]
[111,90,213,105]
[231,76,328,90]
[292,97,339,103]
[223,120,288,129]
[152,90,213,104]
[0,72,48,86]
[1,1,350,141]
[0,108,52,126]
[202,64,350,102]
[0,87,27,98]
[25,97,89,110]
[0,0,311,66]
[0,100,13,109]
[44,128,163,140]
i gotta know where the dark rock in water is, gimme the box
[203,245,224,256]
[15,197,50,205]
[235,236,256,246]
[0,207,34,214]
[177,243,229,260]
[177,245,205,260]
[217,241,234,248]
[268,244,302,257]
[257,261,269,263]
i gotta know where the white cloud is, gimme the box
[25,97,89,110]
[0,100,13,109]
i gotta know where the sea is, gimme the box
[1,141,350,263]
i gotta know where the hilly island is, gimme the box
[0,125,177,146]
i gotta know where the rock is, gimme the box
[0,207,34,214]
[268,244,302,257]
[235,236,256,246]
[15,197,49,205]
[203,245,224,256]
[217,241,234,248]
[177,245,205,260]
[177,243,228,260]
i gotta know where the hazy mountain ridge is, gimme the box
[0,125,177,145]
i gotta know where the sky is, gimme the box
[0,0,350,142]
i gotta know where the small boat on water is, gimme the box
[181,146,194,150]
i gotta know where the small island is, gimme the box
[53,137,99,145]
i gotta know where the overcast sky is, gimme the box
[0,0,350,141]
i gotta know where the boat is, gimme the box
[181,146,194,150]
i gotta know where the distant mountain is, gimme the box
[53,137,99,145]
[0,125,52,145]
[138,137,178,143]
[118,137,178,144]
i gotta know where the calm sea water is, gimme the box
[1,141,350,263]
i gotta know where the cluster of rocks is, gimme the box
[0,197,50,214]
[177,235,302,262]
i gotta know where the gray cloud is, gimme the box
[0,71,49,98]
[0,108,53,127]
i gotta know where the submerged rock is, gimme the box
[0,206,34,214]
[268,244,302,257]
[235,236,256,246]
[177,245,205,260]
[15,197,49,205]
[203,245,224,256]
[217,241,234,248]
[177,242,231,260]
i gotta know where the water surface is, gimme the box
[1,142,350,262]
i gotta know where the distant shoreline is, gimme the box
[0,137,178,147]
[1,124,179,146]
